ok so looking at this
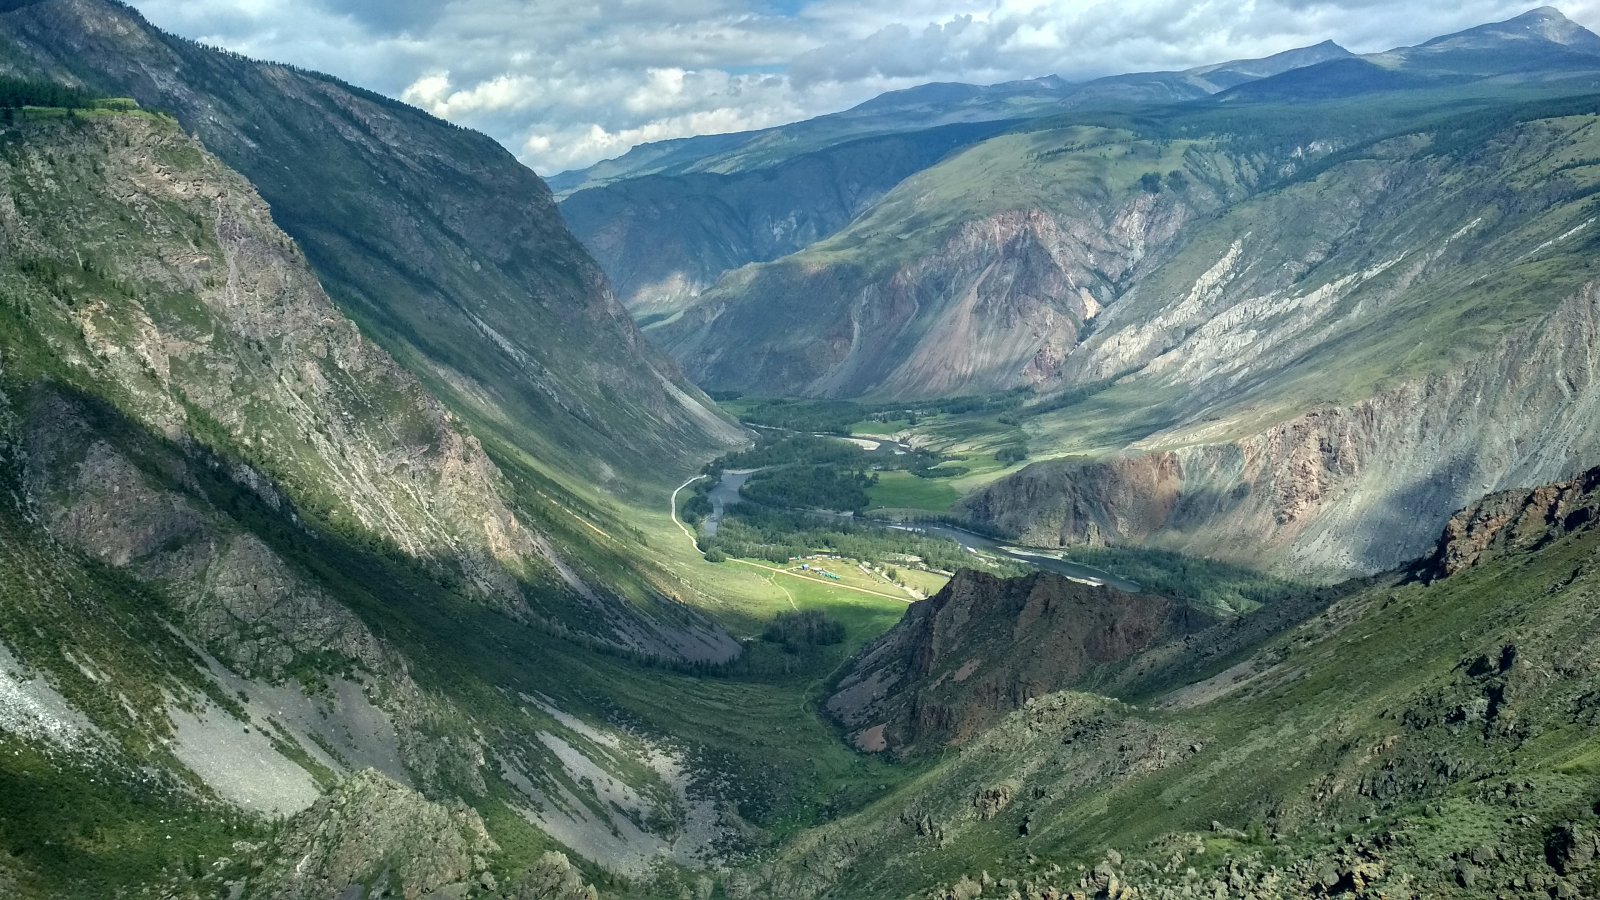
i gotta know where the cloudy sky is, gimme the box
[127,0,1600,175]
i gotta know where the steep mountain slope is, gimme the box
[0,0,741,498]
[553,39,1354,195]
[657,10,1600,403]
[0,109,734,658]
[731,470,1600,899]
[958,95,1600,577]
[650,122,1256,398]
[0,102,757,899]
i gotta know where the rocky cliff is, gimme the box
[0,107,740,899]
[964,282,1600,578]
[919,91,1600,578]
[1416,463,1600,580]
[656,158,1215,399]
[640,15,1600,580]
[0,112,739,658]
[827,570,1205,755]
[557,40,1355,319]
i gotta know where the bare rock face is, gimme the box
[0,111,735,660]
[252,771,606,899]
[1417,465,1600,581]
[0,113,544,604]
[560,121,1011,316]
[827,570,1206,755]
[504,852,601,900]
[21,390,393,681]
[658,192,1195,399]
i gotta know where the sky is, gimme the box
[126,0,1600,176]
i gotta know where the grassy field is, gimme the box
[867,470,960,512]
[774,555,942,601]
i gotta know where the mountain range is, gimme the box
[559,7,1600,579]
[4,3,1600,900]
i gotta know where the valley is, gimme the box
[2,2,1600,899]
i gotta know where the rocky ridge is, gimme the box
[0,112,734,658]
[1417,463,1600,580]
[963,282,1600,578]
[827,570,1206,755]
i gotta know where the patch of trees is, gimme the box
[716,434,864,471]
[1068,545,1307,615]
[0,76,102,111]
[762,610,845,651]
[703,504,1023,575]
[680,492,712,525]
[741,465,876,513]
[734,389,1032,435]
[995,444,1028,463]
[715,433,956,481]
[737,398,865,434]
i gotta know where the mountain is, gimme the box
[1213,57,1435,102]
[1182,38,1356,89]
[10,4,1600,900]
[0,102,758,898]
[0,7,806,898]
[0,0,742,499]
[553,38,1355,196]
[559,120,1015,318]
[728,468,1600,898]
[951,90,1600,578]
[1416,4,1600,55]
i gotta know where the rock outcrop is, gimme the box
[964,285,1600,578]
[827,570,1206,754]
[657,182,1205,399]
[249,770,502,900]
[562,121,1010,315]
[0,110,736,659]
[1416,464,1600,581]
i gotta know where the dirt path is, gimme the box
[670,475,706,551]
[766,571,799,611]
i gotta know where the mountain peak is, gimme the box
[1184,38,1354,86]
[1418,5,1600,54]
[1517,5,1572,22]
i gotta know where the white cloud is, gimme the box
[126,0,1600,175]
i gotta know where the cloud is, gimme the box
[126,0,1600,175]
